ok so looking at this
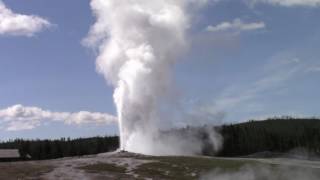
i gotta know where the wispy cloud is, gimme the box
[206,18,265,33]
[0,0,52,37]
[0,105,117,131]
[307,66,320,73]
[204,56,303,116]
[248,0,320,7]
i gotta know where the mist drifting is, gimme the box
[84,0,221,155]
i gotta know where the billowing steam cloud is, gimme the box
[84,0,221,155]
[0,104,117,131]
[201,165,320,180]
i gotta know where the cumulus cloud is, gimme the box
[249,0,320,7]
[0,104,117,131]
[0,0,52,36]
[206,18,265,33]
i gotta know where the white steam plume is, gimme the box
[84,0,220,155]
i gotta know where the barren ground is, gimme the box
[1,152,320,180]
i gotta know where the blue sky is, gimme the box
[0,0,320,140]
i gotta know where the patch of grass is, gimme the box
[78,163,126,174]
[78,163,135,179]
[0,162,53,179]
[135,156,258,180]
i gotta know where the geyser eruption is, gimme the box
[85,0,221,155]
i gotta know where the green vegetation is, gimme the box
[1,118,320,160]
[217,117,320,157]
[0,136,118,160]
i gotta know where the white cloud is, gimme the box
[0,104,117,131]
[249,0,320,7]
[206,18,265,33]
[0,1,52,36]
[307,66,320,72]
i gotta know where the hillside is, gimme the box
[1,118,320,160]
[217,118,320,157]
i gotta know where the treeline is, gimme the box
[1,117,320,160]
[216,117,320,157]
[0,136,119,160]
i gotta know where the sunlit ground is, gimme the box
[1,152,320,180]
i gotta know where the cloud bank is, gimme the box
[0,105,117,131]
[0,0,51,36]
[206,18,265,33]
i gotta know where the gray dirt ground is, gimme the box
[1,152,320,180]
